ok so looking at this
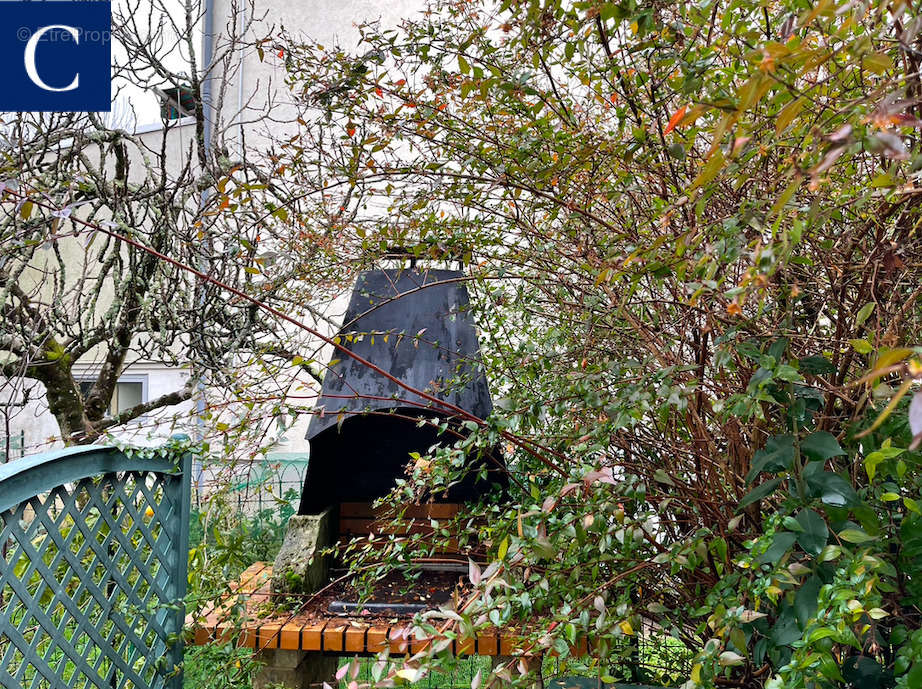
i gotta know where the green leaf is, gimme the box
[757,532,797,564]
[799,355,835,375]
[775,97,805,133]
[856,302,875,325]
[864,447,903,480]
[782,516,803,532]
[769,607,801,645]
[863,52,892,74]
[738,477,782,510]
[690,150,725,190]
[818,544,842,562]
[794,576,821,627]
[653,469,675,486]
[795,509,828,556]
[838,529,875,544]
[805,466,858,507]
[800,431,846,461]
[818,474,858,507]
[746,435,795,483]
[843,656,885,689]
[849,339,872,354]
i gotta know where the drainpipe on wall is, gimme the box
[194,0,216,501]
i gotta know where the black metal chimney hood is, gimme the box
[298,268,503,515]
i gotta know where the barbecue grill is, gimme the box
[273,267,505,607]
[298,267,505,514]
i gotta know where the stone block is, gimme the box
[271,509,332,596]
[252,649,337,689]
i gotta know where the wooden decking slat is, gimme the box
[344,623,368,653]
[456,636,475,656]
[280,622,302,650]
[499,634,516,656]
[302,621,327,651]
[388,625,409,654]
[366,625,390,653]
[477,632,498,656]
[258,623,282,650]
[339,502,460,520]
[323,622,348,653]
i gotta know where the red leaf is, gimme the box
[663,104,687,135]
[277,49,284,58]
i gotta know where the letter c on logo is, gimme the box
[24,25,80,92]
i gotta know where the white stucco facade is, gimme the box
[2,0,421,470]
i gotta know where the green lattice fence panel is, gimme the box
[0,443,191,689]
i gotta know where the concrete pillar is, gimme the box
[252,649,338,689]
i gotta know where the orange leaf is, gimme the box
[664,104,687,135]
[347,126,356,136]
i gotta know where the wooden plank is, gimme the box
[388,626,410,654]
[238,626,257,649]
[258,624,282,650]
[477,631,498,656]
[366,625,390,653]
[279,622,302,650]
[211,623,235,645]
[190,562,269,643]
[323,622,348,653]
[302,621,327,651]
[344,623,367,653]
[404,503,460,519]
[456,636,475,656]
[193,626,211,646]
[339,502,376,518]
[499,633,517,656]
[409,635,430,654]
[235,563,268,590]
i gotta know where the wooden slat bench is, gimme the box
[189,563,590,657]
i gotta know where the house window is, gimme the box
[78,375,148,417]
[156,85,196,121]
